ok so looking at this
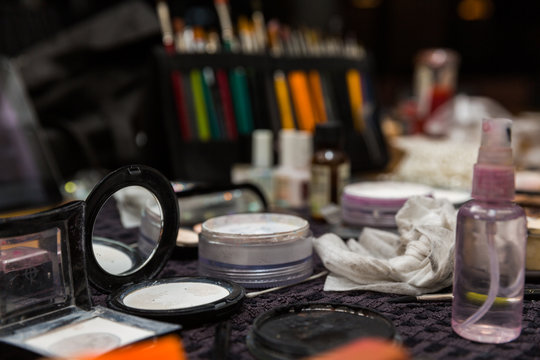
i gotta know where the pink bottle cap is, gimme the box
[472,118,515,201]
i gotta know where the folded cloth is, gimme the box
[314,196,457,295]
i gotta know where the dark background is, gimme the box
[1,0,539,180]
[3,0,539,112]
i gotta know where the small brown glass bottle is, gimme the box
[309,122,350,220]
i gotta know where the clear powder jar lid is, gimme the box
[201,213,310,244]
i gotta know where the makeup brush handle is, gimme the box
[246,270,328,298]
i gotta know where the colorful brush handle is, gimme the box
[229,67,254,135]
[216,69,238,140]
[288,70,317,132]
[170,70,191,140]
[273,71,295,130]
[190,69,211,141]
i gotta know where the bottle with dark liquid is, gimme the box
[309,122,350,220]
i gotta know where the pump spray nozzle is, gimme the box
[472,118,515,201]
[477,118,513,166]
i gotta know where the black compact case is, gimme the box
[0,164,245,358]
[0,199,180,359]
[83,166,245,327]
[107,277,244,327]
[247,303,399,359]
[84,165,180,293]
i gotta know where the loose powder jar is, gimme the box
[341,181,433,228]
[198,213,313,288]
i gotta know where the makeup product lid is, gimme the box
[84,165,245,324]
[0,197,180,359]
[343,181,432,208]
[0,201,92,326]
[85,165,179,293]
[247,303,398,359]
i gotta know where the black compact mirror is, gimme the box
[85,165,178,293]
[84,165,245,325]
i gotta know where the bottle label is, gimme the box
[310,165,331,217]
[274,175,291,208]
[337,162,350,201]
[274,174,308,208]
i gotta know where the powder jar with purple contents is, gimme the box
[198,213,313,289]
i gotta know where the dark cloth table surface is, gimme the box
[89,217,540,360]
[3,202,539,360]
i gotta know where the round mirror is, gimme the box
[91,186,163,275]
[85,165,178,293]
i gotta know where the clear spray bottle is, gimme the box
[451,118,527,343]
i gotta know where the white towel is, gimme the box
[314,196,457,295]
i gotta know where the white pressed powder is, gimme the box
[93,244,133,275]
[25,317,153,358]
[122,282,230,310]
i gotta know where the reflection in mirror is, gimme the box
[92,186,163,275]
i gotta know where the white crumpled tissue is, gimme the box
[313,196,457,295]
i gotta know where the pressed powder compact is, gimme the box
[0,165,245,358]
[108,277,244,325]
[198,213,313,288]
[84,166,245,325]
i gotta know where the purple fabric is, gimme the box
[90,220,540,360]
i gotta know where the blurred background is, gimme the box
[3,0,539,113]
[1,0,540,211]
